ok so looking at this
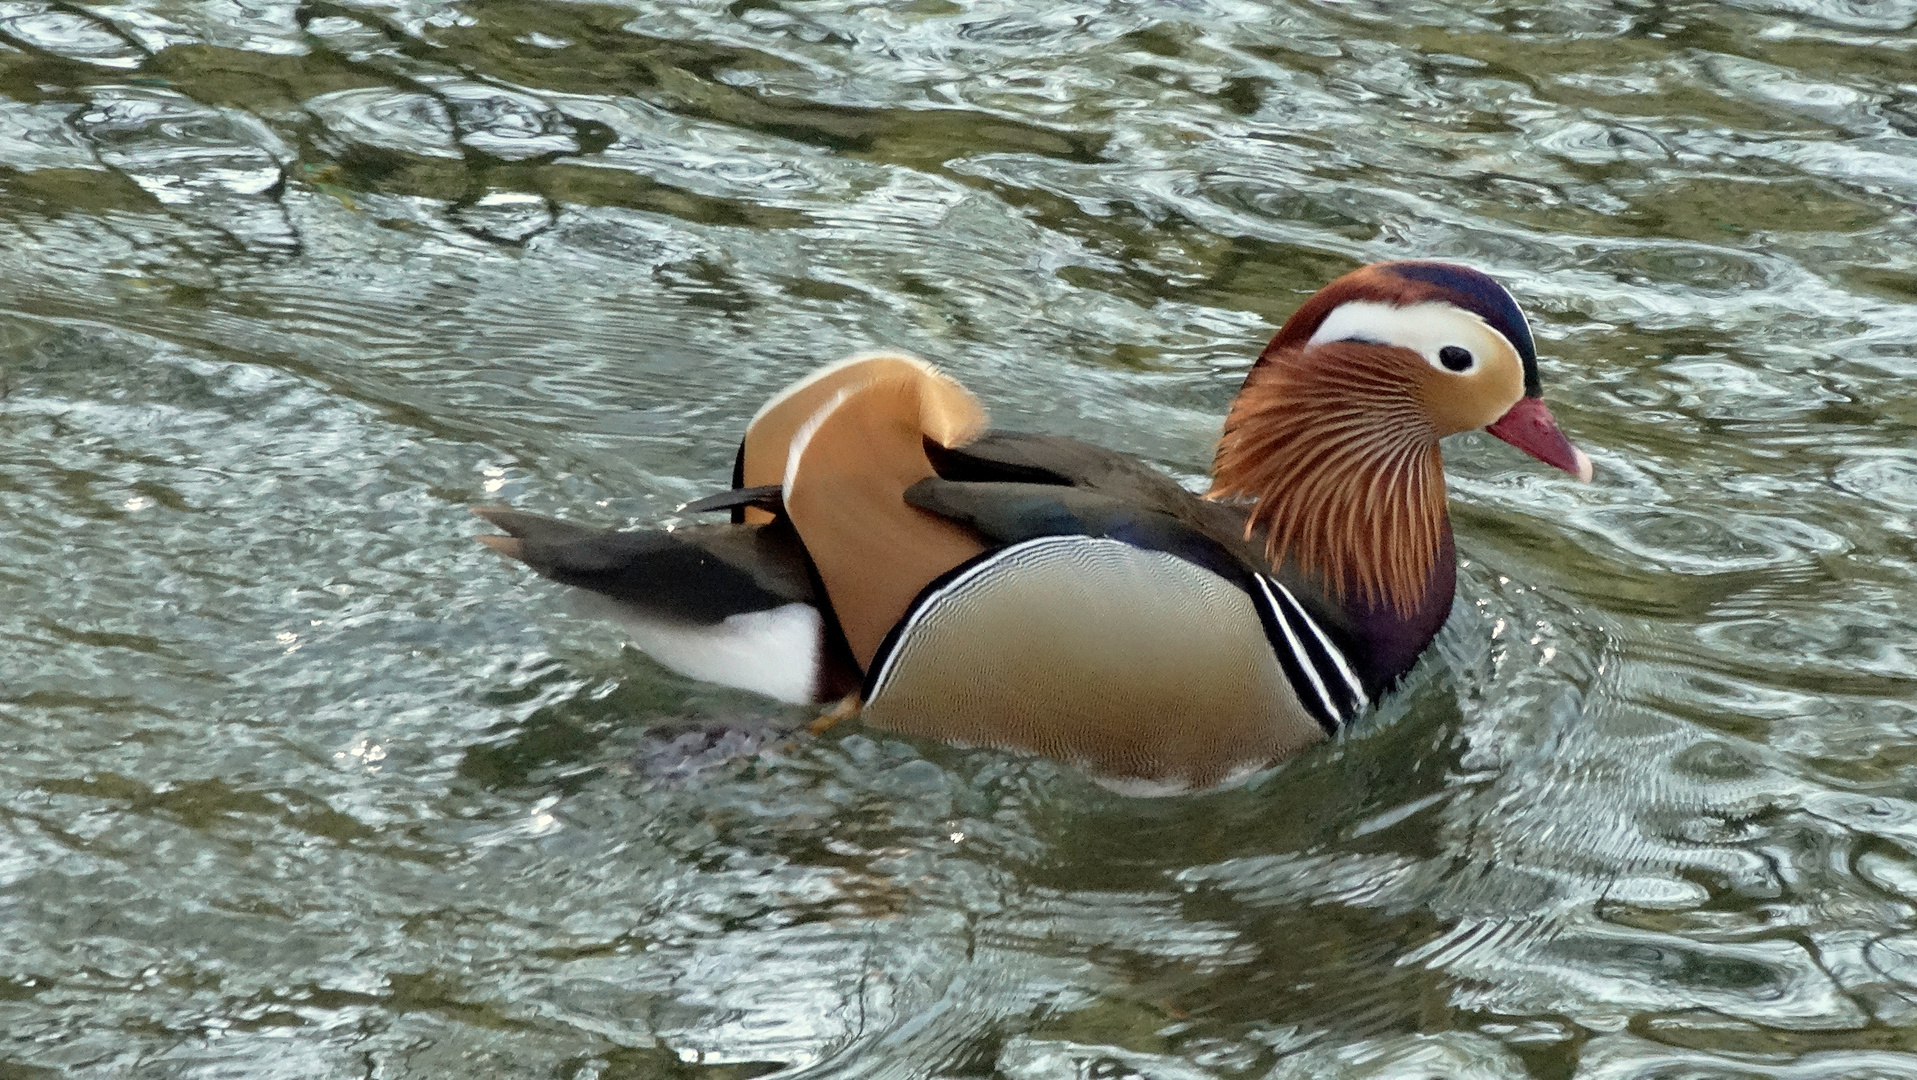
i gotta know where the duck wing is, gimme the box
[901,477,1258,591]
[472,508,815,616]
[927,430,1188,497]
[926,431,1273,568]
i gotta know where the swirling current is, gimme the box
[2,1,1916,1076]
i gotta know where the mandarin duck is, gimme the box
[474,262,1591,794]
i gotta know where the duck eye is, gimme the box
[1438,345,1473,372]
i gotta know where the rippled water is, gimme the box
[2,0,1916,1075]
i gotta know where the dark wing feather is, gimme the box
[926,431,1193,505]
[472,507,816,623]
[928,432,1268,565]
[903,479,1260,591]
[679,485,785,515]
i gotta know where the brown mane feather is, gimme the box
[1209,342,1447,615]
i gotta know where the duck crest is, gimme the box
[1210,340,1449,617]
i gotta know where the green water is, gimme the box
[2,0,1916,1076]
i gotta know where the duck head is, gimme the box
[1211,261,1589,615]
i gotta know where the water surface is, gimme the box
[2,0,1916,1076]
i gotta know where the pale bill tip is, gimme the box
[1572,445,1594,484]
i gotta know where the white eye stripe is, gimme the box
[1307,301,1512,375]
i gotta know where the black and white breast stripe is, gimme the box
[1251,575,1369,734]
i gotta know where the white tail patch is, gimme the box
[582,595,824,704]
